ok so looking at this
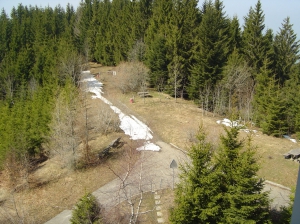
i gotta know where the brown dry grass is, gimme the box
[106,191,157,224]
[92,63,299,189]
[0,62,299,223]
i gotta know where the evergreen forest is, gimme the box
[0,0,300,170]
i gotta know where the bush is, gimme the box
[115,61,149,94]
[70,192,102,224]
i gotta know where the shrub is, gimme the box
[70,192,102,224]
[115,61,149,94]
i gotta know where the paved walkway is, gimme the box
[45,141,187,224]
[45,139,291,224]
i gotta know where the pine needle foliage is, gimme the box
[170,127,221,223]
[170,127,271,223]
[71,192,102,224]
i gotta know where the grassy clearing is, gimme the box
[93,64,299,189]
[0,63,298,223]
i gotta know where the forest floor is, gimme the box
[0,63,299,223]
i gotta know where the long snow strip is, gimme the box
[81,71,161,151]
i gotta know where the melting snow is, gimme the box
[283,135,298,143]
[137,141,161,151]
[216,118,241,127]
[81,71,160,151]
[216,118,258,134]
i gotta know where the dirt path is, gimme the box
[92,141,187,208]
[45,141,187,224]
[45,67,291,223]
[45,139,291,224]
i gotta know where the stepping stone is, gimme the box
[157,211,163,217]
[157,217,165,223]
[154,195,161,200]
[155,200,161,205]
[156,206,162,211]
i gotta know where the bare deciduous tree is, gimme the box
[103,142,158,224]
[115,62,149,95]
[57,49,86,86]
[96,102,120,135]
[0,191,33,224]
[222,63,254,121]
[47,87,78,168]
[127,40,146,63]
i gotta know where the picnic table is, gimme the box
[137,92,151,98]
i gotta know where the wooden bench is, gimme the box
[110,137,121,148]
[137,92,151,98]
[98,137,122,159]
[98,146,111,159]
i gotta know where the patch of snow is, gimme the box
[137,141,161,151]
[216,118,258,134]
[290,139,297,143]
[81,71,160,151]
[216,118,239,127]
[282,135,297,143]
[223,118,231,123]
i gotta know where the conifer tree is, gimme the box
[216,128,270,223]
[253,58,273,127]
[274,17,300,85]
[282,64,300,136]
[146,35,169,87]
[242,0,270,80]
[71,192,102,224]
[166,0,200,97]
[0,9,11,62]
[94,0,112,65]
[254,59,287,136]
[171,127,271,223]
[188,0,230,102]
[145,0,174,90]
[228,16,242,52]
[170,127,221,223]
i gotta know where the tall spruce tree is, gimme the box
[170,127,221,223]
[146,35,169,87]
[145,0,174,85]
[94,0,112,65]
[171,127,270,223]
[253,58,273,127]
[166,0,200,98]
[228,16,242,52]
[254,59,287,136]
[273,17,300,85]
[242,0,270,80]
[216,128,270,223]
[0,9,11,62]
[282,64,300,136]
[188,0,230,102]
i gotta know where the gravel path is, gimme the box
[45,71,291,223]
[45,139,291,224]
[45,141,187,224]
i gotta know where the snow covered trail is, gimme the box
[81,71,160,151]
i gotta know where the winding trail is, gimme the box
[45,72,290,224]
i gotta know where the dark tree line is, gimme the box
[0,4,83,169]
[76,0,300,138]
[0,0,299,168]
